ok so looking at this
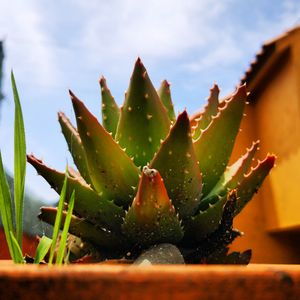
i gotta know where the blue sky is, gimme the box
[0,0,300,202]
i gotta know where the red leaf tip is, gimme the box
[211,83,220,94]
[266,154,276,166]
[177,110,189,122]
[136,57,143,66]
[162,79,170,88]
[99,76,106,86]
[68,89,74,96]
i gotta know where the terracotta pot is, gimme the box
[0,262,299,299]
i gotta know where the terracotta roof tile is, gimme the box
[241,25,300,85]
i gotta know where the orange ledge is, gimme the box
[0,263,300,299]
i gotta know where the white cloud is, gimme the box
[1,0,299,89]
[182,35,244,72]
[280,0,300,28]
[0,0,61,87]
[73,0,230,64]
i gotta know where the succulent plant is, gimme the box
[27,58,275,264]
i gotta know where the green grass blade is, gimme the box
[34,236,52,264]
[48,171,68,265]
[9,231,24,263]
[0,151,17,261]
[64,248,71,264]
[11,71,26,249]
[56,190,75,265]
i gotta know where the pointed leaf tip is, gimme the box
[116,59,170,167]
[177,110,189,121]
[194,84,247,197]
[58,111,92,186]
[99,75,120,137]
[99,75,106,86]
[191,83,220,139]
[235,154,275,215]
[123,166,183,246]
[211,83,220,93]
[71,91,140,207]
[27,154,125,232]
[162,79,170,88]
[134,166,172,210]
[69,89,76,99]
[262,154,276,168]
[203,140,260,201]
[157,80,176,122]
[150,111,202,218]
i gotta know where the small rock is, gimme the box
[134,243,185,265]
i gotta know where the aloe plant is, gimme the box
[28,58,275,264]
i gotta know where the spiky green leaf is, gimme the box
[58,112,92,186]
[99,76,120,137]
[39,207,124,249]
[157,80,176,122]
[70,90,140,207]
[151,111,202,218]
[115,58,171,167]
[185,196,227,242]
[206,248,252,265]
[236,155,275,215]
[192,83,219,140]
[205,141,259,200]
[27,155,125,232]
[183,191,241,263]
[123,167,183,246]
[194,85,247,197]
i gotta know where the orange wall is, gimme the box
[254,53,300,230]
[229,43,300,263]
[0,229,37,259]
[230,106,300,263]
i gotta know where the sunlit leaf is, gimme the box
[48,170,68,265]
[10,231,24,263]
[34,236,52,264]
[11,71,26,248]
[0,152,16,261]
[56,190,75,265]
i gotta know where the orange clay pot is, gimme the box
[0,262,300,299]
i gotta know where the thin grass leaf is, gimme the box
[34,236,52,264]
[9,231,24,263]
[0,151,17,261]
[64,248,71,264]
[11,71,26,248]
[56,190,75,265]
[48,170,68,265]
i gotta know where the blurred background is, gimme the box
[0,0,300,261]
[0,0,299,203]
